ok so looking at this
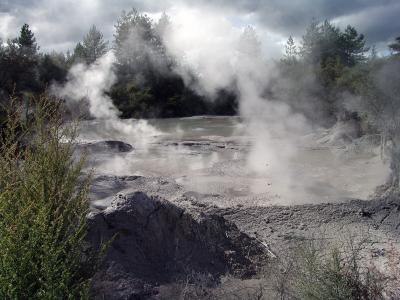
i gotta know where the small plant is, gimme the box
[293,238,387,300]
[0,94,96,299]
[385,243,400,298]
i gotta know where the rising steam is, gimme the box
[52,51,160,144]
[161,6,312,200]
[54,52,118,119]
[53,5,385,204]
[53,6,313,201]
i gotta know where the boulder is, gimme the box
[87,192,267,299]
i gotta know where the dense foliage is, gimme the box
[0,96,96,298]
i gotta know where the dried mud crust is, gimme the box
[208,195,400,254]
[87,175,400,299]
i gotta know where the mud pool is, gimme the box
[78,116,388,206]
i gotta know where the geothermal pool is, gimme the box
[79,116,389,206]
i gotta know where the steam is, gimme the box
[161,6,312,201]
[53,51,118,119]
[52,51,160,144]
[54,52,118,119]
[53,5,386,204]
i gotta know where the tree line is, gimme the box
[0,9,399,124]
[0,9,238,119]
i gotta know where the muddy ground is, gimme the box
[87,176,400,299]
[82,118,400,298]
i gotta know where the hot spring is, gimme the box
[78,116,388,207]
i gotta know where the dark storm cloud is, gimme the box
[0,0,399,54]
[332,2,400,45]
[198,0,400,41]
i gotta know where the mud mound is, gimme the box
[77,140,133,153]
[89,175,183,209]
[87,192,267,299]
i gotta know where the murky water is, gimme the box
[79,116,389,206]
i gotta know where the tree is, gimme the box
[300,19,322,63]
[389,36,400,55]
[72,42,86,64]
[0,24,39,94]
[282,36,298,64]
[153,12,173,64]
[155,12,171,38]
[238,25,261,58]
[339,25,368,66]
[81,25,108,64]
[70,26,108,65]
[318,20,342,63]
[113,8,159,75]
[349,60,400,189]
[0,39,6,94]
[18,23,39,57]
[17,23,39,86]
[300,20,367,67]
[110,8,188,118]
[39,52,68,86]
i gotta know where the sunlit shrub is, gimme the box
[0,95,96,299]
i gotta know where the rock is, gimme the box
[358,208,372,217]
[77,140,133,154]
[87,192,267,299]
[371,248,386,258]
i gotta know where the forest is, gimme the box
[1,9,398,123]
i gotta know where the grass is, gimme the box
[0,95,96,299]
[293,238,387,300]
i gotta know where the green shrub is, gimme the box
[294,239,386,300]
[0,95,95,299]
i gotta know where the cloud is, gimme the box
[332,2,400,46]
[0,0,399,55]
[0,12,17,40]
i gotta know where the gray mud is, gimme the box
[81,117,389,206]
[80,117,399,299]
[88,174,400,298]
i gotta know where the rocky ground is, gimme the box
[87,173,400,299]
[80,119,400,299]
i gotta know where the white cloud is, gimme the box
[0,13,17,40]
[0,0,399,55]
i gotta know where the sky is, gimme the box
[0,0,399,57]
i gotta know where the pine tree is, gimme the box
[238,25,261,58]
[283,36,297,64]
[81,25,108,64]
[113,8,160,76]
[0,24,39,93]
[339,25,368,66]
[300,19,321,62]
[72,42,86,64]
[18,24,39,57]
[155,12,171,38]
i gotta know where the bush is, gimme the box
[0,95,95,299]
[288,237,387,300]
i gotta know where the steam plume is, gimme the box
[161,6,311,201]
[52,51,160,143]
